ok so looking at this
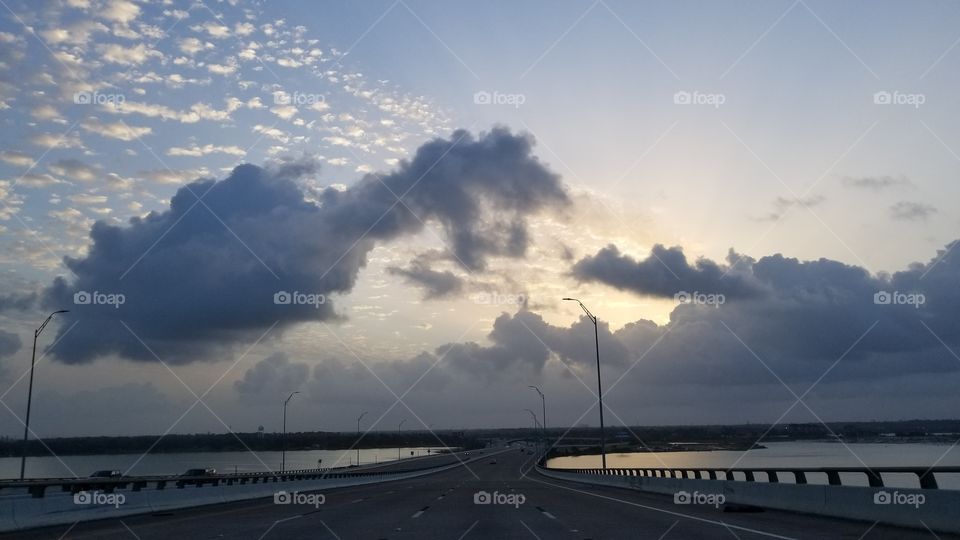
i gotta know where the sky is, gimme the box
[0,0,959,438]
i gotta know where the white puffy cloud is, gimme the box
[166,144,247,157]
[80,117,152,141]
[97,43,163,65]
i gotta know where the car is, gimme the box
[182,467,217,477]
[89,470,122,478]
[488,459,497,465]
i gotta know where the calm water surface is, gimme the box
[1,447,446,479]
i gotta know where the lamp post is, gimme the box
[19,310,68,480]
[398,419,406,461]
[562,297,607,470]
[528,385,546,447]
[356,411,367,466]
[282,391,299,473]
[524,408,539,454]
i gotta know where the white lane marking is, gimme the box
[520,520,542,539]
[541,511,557,520]
[351,498,364,503]
[258,514,303,540]
[412,510,425,518]
[437,495,445,500]
[527,475,796,540]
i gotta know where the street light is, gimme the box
[398,419,406,461]
[356,411,367,466]
[528,385,547,459]
[563,297,607,470]
[20,310,68,480]
[523,408,540,456]
[282,391,299,473]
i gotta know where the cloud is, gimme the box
[756,195,826,222]
[99,0,141,24]
[234,352,309,396]
[0,328,20,358]
[137,167,210,185]
[29,132,84,149]
[388,258,463,299]
[568,240,960,387]
[167,144,247,157]
[97,43,162,65]
[192,22,231,39]
[0,150,35,168]
[16,173,63,188]
[842,175,910,191]
[178,37,212,56]
[48,158,100,181]
[80,117,152,141]
[38,128,568,364]
[890,201,936,221]
[263,154,322,180]
[572,244,763,299]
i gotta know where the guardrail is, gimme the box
[555,465,960,489]
[536,463,960,535]
[0,456,474,498]
[1,449,502,532]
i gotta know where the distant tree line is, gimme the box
[0,430,482,458]
[3,419,957,458]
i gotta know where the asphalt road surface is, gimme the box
[4,447,955,540]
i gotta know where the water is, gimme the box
[0,447,448,479]
[546,441,960,489]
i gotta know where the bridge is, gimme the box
[2,446,958,539]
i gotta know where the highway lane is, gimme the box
[4,447,956,539]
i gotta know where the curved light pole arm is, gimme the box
[19,310,68,481]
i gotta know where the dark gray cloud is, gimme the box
[38,128,567,364]
[0,292,37,311]
[234,352,310,397]
[387,258,463,299]
[570,240,960,386]
[264,154,322,180]
[572,244,764,299]
[223,239,960,428]
[890,201,936,221]
[0,328,20,358]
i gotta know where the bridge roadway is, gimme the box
[3,447,955,540]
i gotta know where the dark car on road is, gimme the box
[182,468,217,477]
[89,470,122,478]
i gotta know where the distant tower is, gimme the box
[258,425,265,440]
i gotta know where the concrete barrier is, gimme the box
[537,466,960,535]
[1,450,505,532]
